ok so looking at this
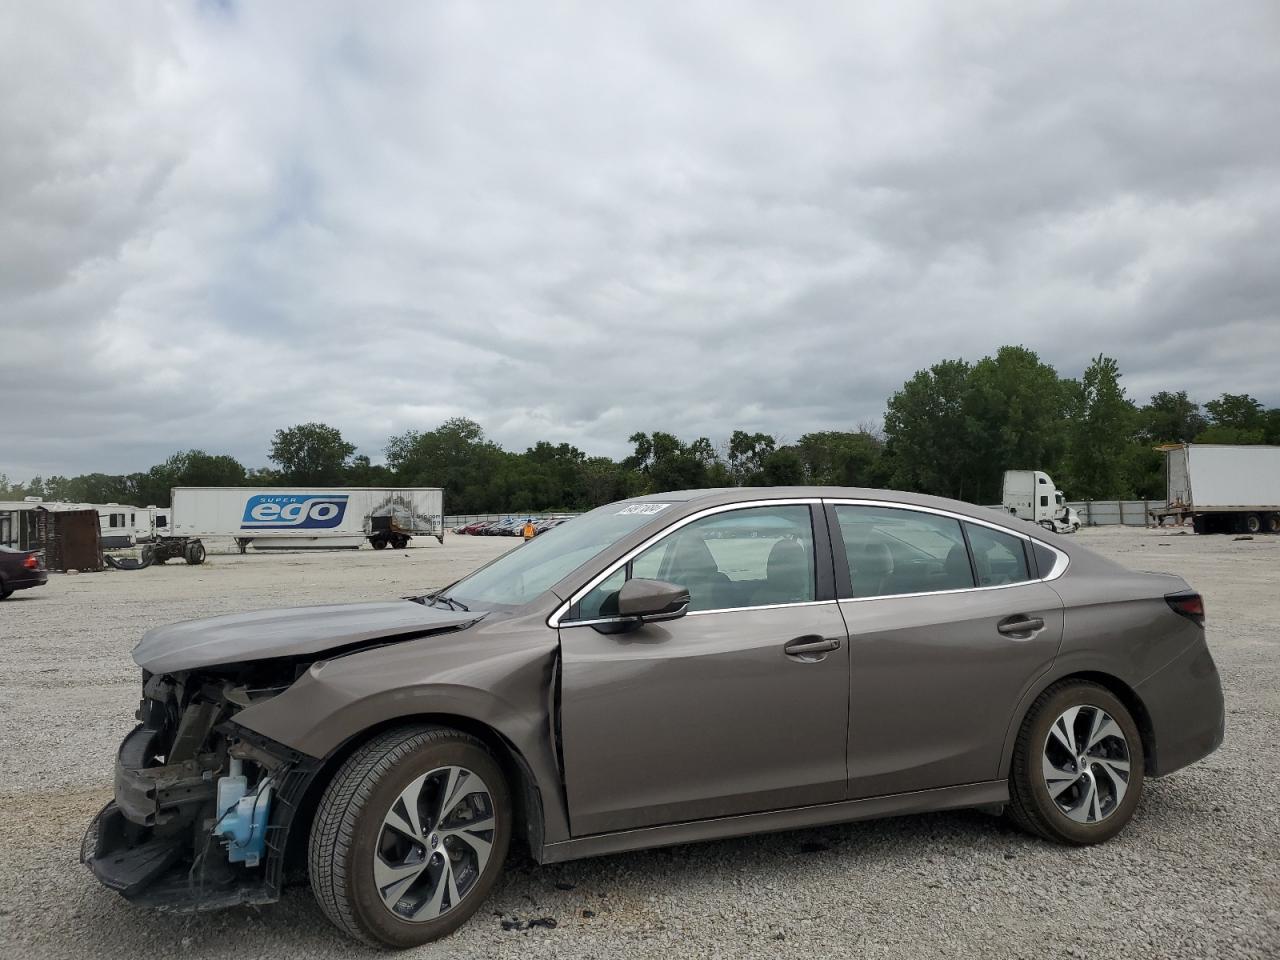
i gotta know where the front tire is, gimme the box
[309,725,511,948]
[1008,681,1144,845]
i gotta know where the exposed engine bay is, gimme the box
[81,663,321,911]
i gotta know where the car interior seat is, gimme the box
[667,533,732,610]
[852,541,894,596]
[757,538,810,605]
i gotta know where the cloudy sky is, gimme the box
[3,1,1278,479]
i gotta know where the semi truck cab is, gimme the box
[1001,469,1081,533]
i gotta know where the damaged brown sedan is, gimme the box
[83,487,1225,948]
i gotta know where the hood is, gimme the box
[133,600,483,674]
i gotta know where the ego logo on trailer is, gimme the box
[240,494,349,529]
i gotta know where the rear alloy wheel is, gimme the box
[1008,681,1144,845]
[309,726,511,948]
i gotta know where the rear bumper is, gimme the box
[1138,637,1225,777]
[4,571,47,591]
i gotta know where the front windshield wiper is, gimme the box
[429,593,469,612]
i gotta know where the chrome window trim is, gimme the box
[549,495,1070,628]
[823,498,1071,586]
[838,581,1036,604]
[548,498,822,628]
[559,598,838,630]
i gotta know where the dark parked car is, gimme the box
[0,546,47,599]
[83,487,1224,948]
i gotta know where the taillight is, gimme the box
[1166,592,1205,627]
[22,553,40,570]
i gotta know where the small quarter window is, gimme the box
[1040,496,1049,508]
[1032,541,1059,578]
[964,523,1032,586]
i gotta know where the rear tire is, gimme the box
[1008,681,1144,845]
[1267,513,1280,534]
[371,538,388,550]
[184,541,206,565]
[1242,513,1263,535]
[309,725,511,948]
[0,577,11,600]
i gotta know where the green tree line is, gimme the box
[3,347,1278,512]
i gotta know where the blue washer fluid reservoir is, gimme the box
[213,758,273,867]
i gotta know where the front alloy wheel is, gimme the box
[310,726,511,948]
[374,765,497,921]
[1008,680,1144,845]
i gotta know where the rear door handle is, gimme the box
[997,616,1045,637]
[784,635,842,656]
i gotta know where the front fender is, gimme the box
[233,609,570,843]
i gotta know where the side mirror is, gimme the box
[616,578,690,623]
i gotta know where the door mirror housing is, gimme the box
[616,578,690,622]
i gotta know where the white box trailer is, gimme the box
[170,486,445,552]
[1152,444,1280,534]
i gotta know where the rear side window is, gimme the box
[964,522,1032,586]
[834,505,974,598]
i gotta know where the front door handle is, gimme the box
[997,616,1046,637]
[784,635,842,656]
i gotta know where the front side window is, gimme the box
[963,522,1032,586]
[573,504,816,617]
[834,505,974,598]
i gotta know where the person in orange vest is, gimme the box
[523,519,536,541]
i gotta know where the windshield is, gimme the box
[443,500,677,608]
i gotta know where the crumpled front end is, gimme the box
[82,668,321,911]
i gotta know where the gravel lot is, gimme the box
[1,527,1276,959]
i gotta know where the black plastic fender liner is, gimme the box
[82,803,185,897]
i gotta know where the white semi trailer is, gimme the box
[1152,444,1280,534]
[169,486,445,552]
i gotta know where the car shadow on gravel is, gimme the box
[59,780,1221,956]
[59,808,1011,954]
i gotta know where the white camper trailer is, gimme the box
[169,486,445,552]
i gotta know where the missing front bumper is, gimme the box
[82,724,321,911]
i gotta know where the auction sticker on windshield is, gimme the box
[617,503,671,515]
